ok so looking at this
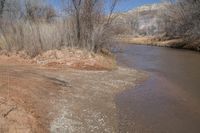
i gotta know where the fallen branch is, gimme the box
[2,106,17,118]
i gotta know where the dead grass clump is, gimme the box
[117,35,186,48]
[34,48,117,70]
[0,48,116,70]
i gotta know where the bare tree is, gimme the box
[71,0,82,42]
[107,0,118,24]
[161,0,200,50]
[68,0,119,51]
[0,0,121,57]
[165,0,200,37]
[44,5,57,22]
[0,0,6,18]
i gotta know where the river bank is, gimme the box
[0,48,116,71]
[117,35,200,52]
[0,61,146,132]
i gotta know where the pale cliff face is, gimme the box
[115,3,168,36]
[127,3,166,14]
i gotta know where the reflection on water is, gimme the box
[116,45,200,133]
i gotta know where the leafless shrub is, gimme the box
[161,0,200,50]
[64,0,120,52]
[0,20,74,57]
[164,0,200,38]
[0,0,121,57]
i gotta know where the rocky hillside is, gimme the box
[115,3,168,36]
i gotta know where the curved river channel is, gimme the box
[116,44,200,133]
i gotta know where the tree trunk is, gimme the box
[0,0,6,18]
[76,11,81,42]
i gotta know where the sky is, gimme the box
[49,0,161,13]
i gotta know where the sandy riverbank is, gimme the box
[0,61,146,132]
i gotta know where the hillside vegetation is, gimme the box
[115,1,200,51]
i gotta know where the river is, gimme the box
[116,44,200,133]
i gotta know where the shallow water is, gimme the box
[116,45,200,133]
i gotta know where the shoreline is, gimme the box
[117,36,200,52]
[0,63,147,132]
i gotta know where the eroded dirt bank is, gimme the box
[0,64,146,132]
[117,36,200,51]
[0,48,117,71]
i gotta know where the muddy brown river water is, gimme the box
[116,44,200,133]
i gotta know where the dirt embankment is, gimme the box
[0,48,116,71]
[0,51,146,132]
[117,35,200,51]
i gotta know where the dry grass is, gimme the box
[0,20,117,70]
[117,35,184,47]
[0,19,115,57]
[0,21,73,57]
[35,48,117,70]
[0,48,116,70]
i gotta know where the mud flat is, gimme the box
[0,63,146,132]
